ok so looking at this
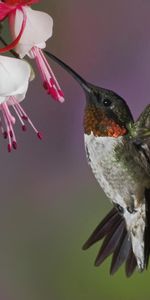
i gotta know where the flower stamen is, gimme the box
[0,96,42,152]
[11,97,42,138]
[31,47,64,103]
[11,97,42,139]
[1,103,15,152]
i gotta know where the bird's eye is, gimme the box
[103,99,112,107]
[115,204,124,214]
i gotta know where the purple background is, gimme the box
[1,0,150,299]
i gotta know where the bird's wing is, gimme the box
[127,104,150,176]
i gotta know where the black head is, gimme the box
[85,83,134,127]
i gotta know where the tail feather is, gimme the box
[95,220,124,266]
[110,227,131,275]
[82,208,119,250]
[83,189,150,276]
[125,248,137,277]
[83,207,137,276]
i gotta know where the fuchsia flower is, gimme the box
[0,0,65,102]
[0,55,41,152]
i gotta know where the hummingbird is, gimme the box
[45,50,150,277]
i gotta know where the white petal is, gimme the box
[0,56,31,102]
[9,6,53,58]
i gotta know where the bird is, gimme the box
[45,50,150,277]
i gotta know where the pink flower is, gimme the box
[0,55,41,152]
[1,0,65,102]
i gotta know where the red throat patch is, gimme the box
[84,105,127,138]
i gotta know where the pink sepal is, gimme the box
[0,7,27,54]
[0,3,14,21]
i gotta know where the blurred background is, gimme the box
[1,0,150,299]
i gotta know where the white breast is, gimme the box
[84,133,138,208]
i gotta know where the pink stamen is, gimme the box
[11,97,42,137]
[11,97,42,139]
[37,132,42,140]
[8,144,11,153]
[0,117,5,136]
[1,104,13,152]
[31,47,65,103]
[3,132,8,139]
[0,97,42,152]
[12,140,17,149]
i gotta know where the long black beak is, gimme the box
[44,51,91,93]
